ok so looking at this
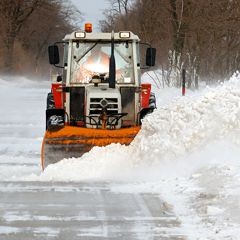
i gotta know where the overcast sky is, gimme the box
[71,0,110,31]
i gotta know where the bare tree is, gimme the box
[100,0,132,30]
[19,0,81,75]
[0,0,42,73]
[0,0,82,76]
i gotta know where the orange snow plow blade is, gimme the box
[41,126,140,170]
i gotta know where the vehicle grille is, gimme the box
[89,98,119,115]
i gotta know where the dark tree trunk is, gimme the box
[4,33,16,74]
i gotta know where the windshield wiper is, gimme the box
[75,41,101,63]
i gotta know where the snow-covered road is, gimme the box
[0,182,185,239]
[0,74,240,239]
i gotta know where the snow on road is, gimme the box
[0,73,240,239]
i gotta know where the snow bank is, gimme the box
[133,73,240,164]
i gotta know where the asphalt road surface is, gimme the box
[0,181,185,240]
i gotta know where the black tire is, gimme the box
[148,92,156,109]
[139,92,156,123]
[46,93,64,130]
[47,92,55,110]
[46,109,65,130]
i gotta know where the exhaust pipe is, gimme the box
[109,31,116,88]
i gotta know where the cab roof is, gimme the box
[63,31,140,42]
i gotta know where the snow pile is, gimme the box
[133,73,240,164]
[40,144,135,181]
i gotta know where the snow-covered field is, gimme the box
[0,73,240,239]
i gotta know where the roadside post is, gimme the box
[182,69,186,96]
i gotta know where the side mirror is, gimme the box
[146,48,156,67]
[48,45,60,65]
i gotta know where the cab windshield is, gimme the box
[71,41,134,84]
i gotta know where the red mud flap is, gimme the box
[141,83,151,108]
[41,126,140,170]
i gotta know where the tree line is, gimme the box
[0,0,81,77]
[1,0,240,85]
[100,0,240,87]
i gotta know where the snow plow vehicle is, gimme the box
[41,24,156,169]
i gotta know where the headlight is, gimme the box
[119,31,130,38]
[75,32,86,38]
